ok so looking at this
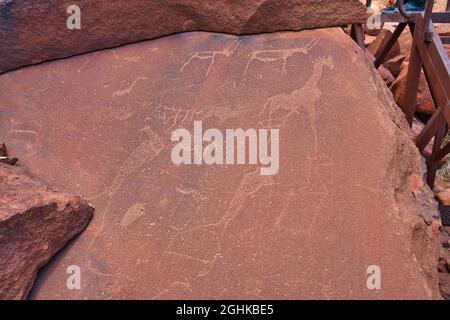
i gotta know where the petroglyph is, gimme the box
[244,39,319,75]
[7,119,42,137]
[180,40,240,77]
[88,96,220,245]
[113,107,133,121]
[96,126,164,199]
[112,48,158,61]
[275,189,297,227]
[88,126,164,248]
[148,104,217,134]
[219,169,274,228]
[121,203,146,227]
[77,56,91,74]
[112,49,121,60]
[161,169,274,273]
[123,56,141,62]
[259,56,335,155]
[112,76,147,97]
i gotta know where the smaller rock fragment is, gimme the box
[0,163,94,300]
[0,142,18,166]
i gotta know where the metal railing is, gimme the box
[368,0,450,187]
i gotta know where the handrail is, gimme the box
[424,0,435,31]
[395,0,435,24]
[373,0,450,188]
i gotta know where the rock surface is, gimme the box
[384,55,407,78]
[367,29,401,62]
[366,51,395,87]
[0,28,442,299]
[0,0,367,74]
[0,163,93,300]
[391,60,436,116]
[437,191,450,206]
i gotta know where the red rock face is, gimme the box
[0,164,93,300]
[391,60,436,116]
[0,29,441,299]
[0,0,368,73]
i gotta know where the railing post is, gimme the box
[401,0,435,127]
[427,124,446,187]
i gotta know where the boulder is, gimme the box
[367,29,401,61]
[391,60,436,115]
[398,27,413,58]
[384,54,407,78]
[378,64,396,87]
[0,0,368,74]
[366,51,395,86]
[0,164,94,299]
[365,34,377,47]
[437,191,450,206]
[0,28,441,299]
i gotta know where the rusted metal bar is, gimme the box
[376,1,450,188]
[416,107,445,152]
[403,1,441,127]
[379,12,449,24]
[423,0,435,42]
[431,12,450,22]
[415,22,450,121]
[408,21,416,34]
[349,1,371,50]
[427,123,446,187]
[351,24,366,49]
[424,0,435,27]
[413,24,449,156]
[403,41,423,125]
[434,138,450,163]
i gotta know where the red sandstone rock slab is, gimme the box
[0,163,93,300]
[0,0,368,74]
[0,28,441,299]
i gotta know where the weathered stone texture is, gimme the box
[0,164,94,299]
[0,0,368,73]
[0,28,441,299]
